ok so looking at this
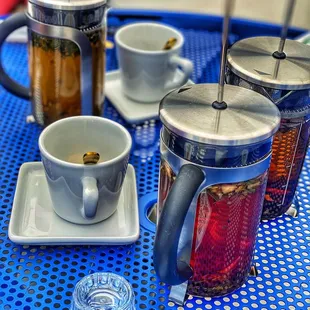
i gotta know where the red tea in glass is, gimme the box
[159,160,268,297]
[262,114,310,219]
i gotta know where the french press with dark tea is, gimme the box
[153,0,281,304]
[154,84,280,302]
[226,0,310,219]
[0,0,107,126]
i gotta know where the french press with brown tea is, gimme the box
[0,0,107,126]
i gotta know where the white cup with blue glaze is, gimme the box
[115,22,193,102]
[39,116,132,225]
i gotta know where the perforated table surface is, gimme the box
[0,10,309,310]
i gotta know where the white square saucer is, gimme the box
[9,162,139,245]
[105,69,194,124]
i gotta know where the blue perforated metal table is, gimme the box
[0,9,309,310]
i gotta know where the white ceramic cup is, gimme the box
[115,22,193,102]
[39,116,132,225]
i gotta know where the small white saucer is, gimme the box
[105,69,194,124]
[9,162,139,245]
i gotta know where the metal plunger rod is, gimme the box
[277,0,296,54]
[217,0,235,104]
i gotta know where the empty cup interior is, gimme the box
[116,23,183,52]
[40,117,131,165]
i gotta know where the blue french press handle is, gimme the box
[153,164,205,285]
[0,13,30,99]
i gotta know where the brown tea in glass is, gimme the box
[29,28,105,125]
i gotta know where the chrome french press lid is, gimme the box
[28,0,107,29]
[159,83,281,146]
[28,0,107,28]
[28,0,106,10]
[227,0,309,91]
[227,36,310,90]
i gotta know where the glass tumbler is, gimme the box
[71,273,135,310]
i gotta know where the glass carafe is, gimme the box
[264,109,310,219]
[0,0,107,126]
[153,84,280,303]
[158,134,270,297]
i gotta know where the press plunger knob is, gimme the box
[273,0,296,60]
[213,0,235,110]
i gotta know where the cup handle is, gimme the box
[0,13,30,99]
[153,164,204,285]
[81,177,99,219]
[165,55,193,91]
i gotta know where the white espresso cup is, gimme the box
[115,22,193,102]
[39,116,132,225]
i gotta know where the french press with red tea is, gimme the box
[226,0,310,220]
[154,83,280,302]
[153,0,281,304]
[0,0,107,126]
